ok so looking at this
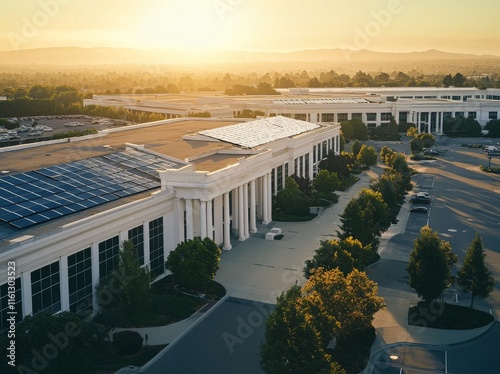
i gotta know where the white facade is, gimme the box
[0,117,340,330]
[84,87,500,134]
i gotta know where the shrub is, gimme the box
[113,331,143,355]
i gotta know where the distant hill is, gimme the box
[1,47,499,66]
[1,47,500,77]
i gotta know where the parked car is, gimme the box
[416,192,430,198]
[411,195,431,204]
[424,149,439,156]
[410,207,428,213]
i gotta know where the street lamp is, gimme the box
[488,154,492,169]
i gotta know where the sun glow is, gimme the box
[134,1,230,51]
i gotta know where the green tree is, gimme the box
[457,233,495,308]
[351,140,362,157]
[313,170,340,198]
[319,151,355,178]
[260,285,344,374]
[96,240,151,326]
[338,189,390,249]
[165,236,221,290]
[275,176,311,216]
[407,226,457,303]
[484,119,500,138]
[341,119,368,141]
[370,169,411,224]
[304,237,372,278]
[301,268,384,342]
[357,145,377,168]
[0,312,109,374]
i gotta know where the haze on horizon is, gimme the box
[1,0,500,57]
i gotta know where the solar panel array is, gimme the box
[199,116,320,148]
[0,153,162,229]
[272,98,370,105]
[102,150,179,177]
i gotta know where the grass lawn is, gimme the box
[408,301,494,329]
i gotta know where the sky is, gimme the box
[1,0,500,55]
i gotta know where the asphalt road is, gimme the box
[141,297,274,374]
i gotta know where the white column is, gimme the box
[417,112,421,133]
[301,156,306,177]
[428,112,431,134]
[273,169,277,195]
[200,200,207,238]
[21,271,32,317]
[266,172,273,224]
[60,256,69,311]
[238,185,245,241]
[185,198,194,240]
[262,174,269,224]
[243,183,249,239]
[173,198,183,243]
[250,180,257,233]
[91,242,99,313]
[223,192,232,250]
[206,199,213,240]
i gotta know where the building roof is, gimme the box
[272,98,370,105]
[199,116,320,148]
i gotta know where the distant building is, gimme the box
[0,116,340,331]
[0,96,7,101]
[84,87,500,134]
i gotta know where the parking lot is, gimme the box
[1,115,131,143]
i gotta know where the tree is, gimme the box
[275,176,311,216]
[165,236,221,290]
[443,117,482,137]
[341,119,368,140]
[356,145,377,168]
[484,119,500,138]
[452,73,466,87]
[457,233,495,308]
[96,240,151,326]
[313,170,340,199]
[338,189,390,249]
[304,237,372,278]
[319,151,356,178]
[260,285,344,374]
[0,312,109,374]
[351,140,362,157]
[407,226,457,303]
[301,268,384,342]
[370,170,410,224]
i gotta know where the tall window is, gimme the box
[31,262,60,315]
[277,165,283,191]
[321,113,335,122]
[271,168,276,195]
[1,278,22,333]
[468,112,477,119]
[399,112,408,123]
[366,113,377,121]
[322,141,327,157]
[149,217,164,280]
[337,113,348,122]
[351,113,362,121]
[294,158,298,176]
[443,112,453,119]
[128,225,145,265]
[304,153,310,179]
[381,113,391,121]
[455,112,465,118]
[294,113,307,121]
[299,156,303,178]
[489,111,498,120]
[68,248,93,314]
[99,236,119,279]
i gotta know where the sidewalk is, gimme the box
[120,166,493,356]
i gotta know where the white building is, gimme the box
[83,87,500,134]
[0,116,340,330]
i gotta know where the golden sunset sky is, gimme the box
[1,0,499,55]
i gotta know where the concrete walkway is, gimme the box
[121,165,494,357]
